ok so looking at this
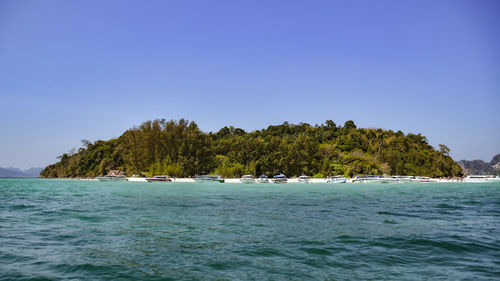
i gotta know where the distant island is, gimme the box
[458,154,500,175]
[41,119,463,178]
[0,167,43,178]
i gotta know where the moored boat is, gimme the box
[326,175,347,184]
[240,175,255,184]
[146,175,172,182]
[97,175,127,181]
[194,175,225,183]
[127,177,147,182]
[352,175,383,183]
[391,176,412,183]
[463,175,495,183]
[272,174,287,184]
[127,173,147,182]
[298,175,310,184]
[487,176,500,182]
[379,177,393,184]
[257,175,269,183]
[419,177,437,183]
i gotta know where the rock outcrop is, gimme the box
[458,154,500,175]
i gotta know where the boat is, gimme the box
[127,173,147,182]
[97,170,127,181]
[326,175,347,184]
[463,175,496,183]
[127,177,147,182]
[408,176,435,183]
[298,175,310,184]
[379,177,393,184]
[391,176,412,183]
[194,175,225,183]
[256,175,269,183]
[352,175,384,183]
[419,177,437,183]
[272,174,287,184]
[145,175,172,182]
[97,175,127,181]
[240,175,255,184]
[487,176,500,183]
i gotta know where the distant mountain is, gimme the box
[0,167,43,178]
[458,154,500,175]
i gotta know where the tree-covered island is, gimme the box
[41,119,463,178]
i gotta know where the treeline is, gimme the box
[41,119,463,178]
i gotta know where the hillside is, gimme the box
[458,154,500,175]
[41,119,463,178]
[0,167,43,178]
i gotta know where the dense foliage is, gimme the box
[41,119,463,178]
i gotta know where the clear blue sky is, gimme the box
[1,0,499,169]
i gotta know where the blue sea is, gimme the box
[1,178,499,280]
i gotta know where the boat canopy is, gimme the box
[274,174,286,178]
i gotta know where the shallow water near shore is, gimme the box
[1,178,499,280]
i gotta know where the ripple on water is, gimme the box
[436,203,464,210]
[376,211,420,218]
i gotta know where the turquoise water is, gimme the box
[1,179,499,280]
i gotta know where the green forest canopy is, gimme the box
[41,119,463,178]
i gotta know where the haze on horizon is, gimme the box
[0,0,499,170]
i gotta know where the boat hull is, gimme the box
[146,178,171,182]
[193,178,224,183]
[127,177,147,182]
[327,178,347,184]
[97,176,127,182]
[272,179,287,184]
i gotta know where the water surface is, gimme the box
[1,179,499,280]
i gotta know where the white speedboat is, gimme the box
[298,175,310,184]
[127,174,147,182]
[127,177,147,182]
[194,175,225,183]
[240,175,255,184]
[463,175,495,183]
[257,175,269,183]
[327,175,347,184]
[487,176,500,183]
[352,175,384,183]
[96,175,127,181]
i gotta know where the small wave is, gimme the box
[49,263,129,279]
[295,240,326,246]
[76,215,106,222]
[377,211,419,218]
[403,238,496,254]
[0,253,34,264]
[248,248,287,257]
[436,203,464,210]
[9,204,35,210]
[300,247,331,256]
[205,260,247,270]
